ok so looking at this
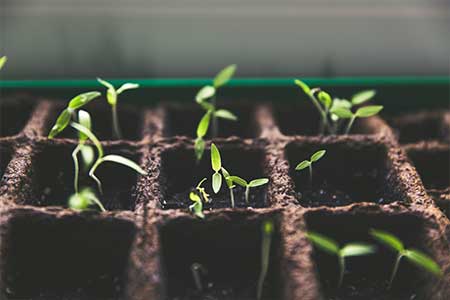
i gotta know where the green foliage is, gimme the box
[351,90,376,105]
[48,91,101,138]
[370,229,442,289]
[210,143,223,193]
[194,65,238,160]
[68,187,106,212]
[227,176,269,204]
[189,178,210,219]
[0,56,7,70]
[295,150,326,185]
[307,231,376,287]
[257,220,274,300]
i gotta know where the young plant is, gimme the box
[221,167,236,208]
[191,263,208,292]
[0,56,7,70]
[48,91,101,138]
[330,104,383,135]
[370,229,442,289]
[97,78,139,139]
[307,231,376,287]
[194,65,238,160]
[189,178,210,219]
[257,220,274,300]
[295,150,326,186]
[68,187,105,212]
[227,176,269,204]
[210,143,223,194]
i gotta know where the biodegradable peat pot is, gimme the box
[0,96,449,300]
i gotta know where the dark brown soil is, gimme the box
[0,98,35,137]
[0,97,449,300]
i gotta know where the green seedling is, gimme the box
[257,220,274,300]
[191,263,208,292]
[210,143,223,193]
[48,91,101,138]
[97,78,139,139]
[0,56,7,70]
[70,122,146,195]
[194,65,238,160]
[68,187,105,212]
[295,150,326,186]
[307,231,376,287]
[189,178,210,219]
[221,167,236,208]
[227,176,269,204]
[330,105,383,135]
[370,229,442,289]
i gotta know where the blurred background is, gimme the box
[1,0,449,79]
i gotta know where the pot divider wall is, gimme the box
[0,96,448,299]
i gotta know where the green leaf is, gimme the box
[212,172,222,193]
[355,105,383,118]
[49,108,72,138]
[330,107,353,119]
[210,143,221,172]
[295,160,311,171]
[68,192,90,211]
[306,232,340,255]
[294,79,311,94]
[318,91,332,109]
[99,154,147,175]
[197,111,211,138]
[189,191,201,202]
[196,85,216,103]
[332,98,352,110]
[214,109,238,121]
[221,167,234,188]
[0,56,7,70]
[194,137,205,161]
[80,145,95,169]
[77,110,92,142]
[249,178,269,188]
[68,91,101,109]
[340,243,376,257]
[310,150,326,162]
[189,200,204,219]
[117,82,139,94]
[106,89,117,106]
[70,122,104,158]
[97,77,114,90]
[370,229,404,252]
[404,249,442,277]
[213,64,237,88]
[352,90,376,105]
[228,176,248,187]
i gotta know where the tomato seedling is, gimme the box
[189,178,210,219]
[227,176,269,204]
[295,150,326,186]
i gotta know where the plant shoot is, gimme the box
[210,143,223,193]
[68,187,105,212]
[307,231,376,287]
[221,167,236,208]
[189,178,210,219]
[228,176,269,204]
[97,78,139,139]
[370,229,442,289]
[257,220,274,300]
[295,150,326,185]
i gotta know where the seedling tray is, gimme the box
[0,77,449,300]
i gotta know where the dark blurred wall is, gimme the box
[1,0,449,79]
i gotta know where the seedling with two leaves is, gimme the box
[210,144,269,208]
[189,178,210,219]
[97,78,139,139]
[370,229,442,289]
[295,80,383,135]
[295,150,326,186]
[307,231,376,287]
[195,65,238,161]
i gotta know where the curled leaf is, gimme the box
[294,79,311,94]
[77,110,92,142]
[99,154,147,175]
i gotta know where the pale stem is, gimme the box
[257,226,272,300]
[89,160,103,194]
[308,92,329,135]
[245,186,250,204]
[230,187,235,208]
[112,104,122,139]
[308,164,313,187]
[345,115,356,135]
[191,263,206,292]
[338,255,345,288]
[388,253,403,290]
[72,144,83,193]
[211,96,218,138]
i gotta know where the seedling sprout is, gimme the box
[210,143,223,193]
[257,220,274,300]
[227,176,269,204]
[194,65,238,161]
[307,231,376,287]
[330,105,384,135]
[295,150,326,186]
[97,78,139,139]
[191,263,207,292]
[0,56,7,70]
[221,167,236,208]
[370,229,442,289]
[68,187,105,212]
[189,178,210,219]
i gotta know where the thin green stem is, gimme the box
[388,253,403,290]
[257,226,272,300]
[230,187,235,208]
[89,159,103,194]
[345,115,356,135]
[245,186,250,204]
[338,255,345,288]
[308,92,329,135]
[112,104,122,139]
[72,144,83,193]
